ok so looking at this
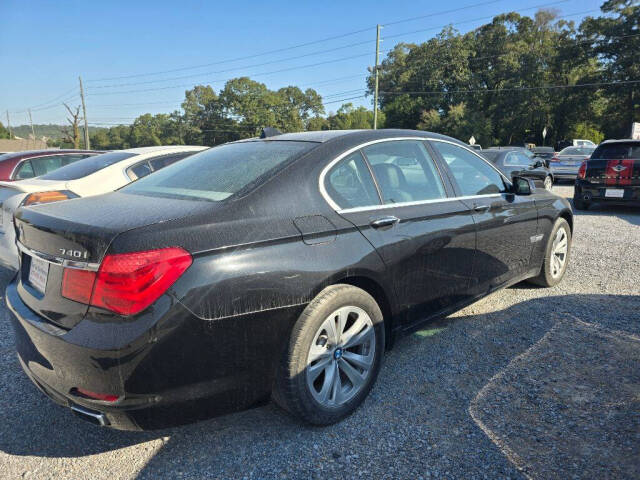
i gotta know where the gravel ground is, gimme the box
[0,185,638,479]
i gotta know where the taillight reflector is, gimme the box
[62,268,96,304]
[550,157,560,163]
[577,161,587,179]
[61,247,192,316]
[75,388,120,403]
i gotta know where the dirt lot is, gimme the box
[0,185,638,479]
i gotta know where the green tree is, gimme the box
[580,0,640,138]
[0,121,9,139]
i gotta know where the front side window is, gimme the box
[362,140,446,204]
[123,141,316,202]
[431,141,507,196]
[325,152,380,209]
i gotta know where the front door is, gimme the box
[429,140,539,294]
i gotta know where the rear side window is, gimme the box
[480,151,500,162]
[15,161,35,179]
[149,152,194,170]
[363,140,445,204]
[432,141,507,196]
[127,162,152,180]
[39,151,136,181]
[591,143,640,160]
[325,152,380,209]
[123,141,315,202]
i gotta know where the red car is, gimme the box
[0,149,102,181]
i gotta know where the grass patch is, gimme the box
[414,327,446,338]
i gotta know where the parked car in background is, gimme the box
[531,146,555,167]
[0,149,101,181]
[573,139,596,147]
[481,148,554,190]
[574,139,640,210]
[549,146,596,181]
[6,129,572,430]
[0,145,206,270]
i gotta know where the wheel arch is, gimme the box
[558,208,573,233]
[332,274,396,350]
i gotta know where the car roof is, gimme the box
[237,129,465,145]
[601,139,640,144]
[0,149,100,160]
[120,145,206,154]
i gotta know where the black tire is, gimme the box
[529,217,571,287]
[572,196,590,210]
[272,284,385,425]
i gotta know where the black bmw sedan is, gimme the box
[8,129,573,430]
[481,148,554,190]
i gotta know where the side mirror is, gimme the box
[512,176,533,195]
[531,160,544,169]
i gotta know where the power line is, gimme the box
[86,52,374,96]
[384,2,589,41]
[86,0,512,84]
[379,79,640,96]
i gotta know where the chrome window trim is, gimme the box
[318,136,512,211]
[337,193,502,214]
[17,241,100,271]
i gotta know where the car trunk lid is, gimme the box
[13,192,213,329]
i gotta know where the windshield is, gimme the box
[122,141,316,202]
[39,151,136,180]
[591,142,640,160]
[559,146,595,156]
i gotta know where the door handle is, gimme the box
[473,204,490,213]
[369,216,399,229]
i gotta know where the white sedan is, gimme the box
[0,145,207,270]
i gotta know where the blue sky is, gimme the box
[0,0,604,127]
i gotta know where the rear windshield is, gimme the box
[559,146,595,156]
[480,151,500,162]
[122,141,316,202]
[39,151,136,180]
[591,142,640,160]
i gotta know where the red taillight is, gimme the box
[550,156,560,163]
[75,388,120,403]
[61,247,192,316]
[577,161,587,179]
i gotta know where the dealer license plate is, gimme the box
[605,189,624,199]
[28,256,49,294]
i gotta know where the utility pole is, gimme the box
[79,76,90,149]
[5,110,12,139]
[373,24,382,130]
[28,109,35,147]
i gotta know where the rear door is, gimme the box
[429,140,539,293]
[324,140,477,326]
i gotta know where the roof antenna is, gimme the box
[260,127,282,139]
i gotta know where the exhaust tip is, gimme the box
[70,404,109,427]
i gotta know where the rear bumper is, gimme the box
[574,180,640,204]
[549,166,579,179]
[6,280,302,430]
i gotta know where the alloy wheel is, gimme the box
[306,306,376,408]
[550,227,568,278]
[544,176,553,190]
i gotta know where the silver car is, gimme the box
[549,146,596,180]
